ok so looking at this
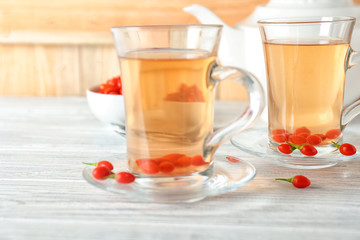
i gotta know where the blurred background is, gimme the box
[0,0,268,99]
[1,0,360,100]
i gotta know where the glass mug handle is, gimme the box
[342,49,360,129]
[204,65,265,154]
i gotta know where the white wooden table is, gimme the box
[1,97,360,240]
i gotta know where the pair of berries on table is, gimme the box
[83,161,135,184]
[278,142,318,156]
[99,76,122,95]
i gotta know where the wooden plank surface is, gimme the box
[0,44,120,96]
[0,0,268,97]
[1,0,360,97]
[1,97,360,239]
[0,0,267,32]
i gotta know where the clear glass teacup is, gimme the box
[111,25,265,181]
[258,17,360,158]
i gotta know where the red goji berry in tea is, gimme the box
[174,156,192,168]
[137,159,160,174]
[315,133,326,141]
[306,135,322,146]
[159,161,175,173]
[289,135,307,145]
[326,129,341,139]
[273,134,287,143]
[272,129,288,135]
[161,153,185,162]
[294,127,311,136]
[191,155,207,166]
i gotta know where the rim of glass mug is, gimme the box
[111,24,225,58]
[258,16,356,25]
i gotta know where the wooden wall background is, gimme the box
[0,0,267,98]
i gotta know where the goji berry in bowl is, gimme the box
[86,81,126,133]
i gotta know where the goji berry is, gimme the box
[294,127,311,136]
[326,129,341,139]
[152,158,168,164]
[340,143,357,156]
[174,156,191,168]
[92,166,111,180]
[103,86,120,94]
[278,143,295,154]
[332,141,357,156]
[136,158,152,166]
[136,159,159,174]
[115,172,135,184]
[298,132,310,138]
[107,77,120,88]
[276,175,311,188]
[306,135,322,146]
[83,160,114,171]
[315,133,326,141]
[272,129,288,135]
[191,155,207,166]
[339,143,356,156]
[226,156,240,163]
[273,134,287,143]
[99,76,122,95]
[289,135,307,145]
[161,153,185,162]
[159,161,175,173]
[300,144,318,156]
[98,160,113,170]
[99,83,107,93]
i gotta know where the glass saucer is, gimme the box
[231,127,360,169]
[82,153,256,203]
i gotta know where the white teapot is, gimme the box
[184,0,360,115]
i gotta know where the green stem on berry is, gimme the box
[82,162,98,166]
[331,141,341,149]
[286,142,305,150]
[275,177,294,183]
[108,173,115,179]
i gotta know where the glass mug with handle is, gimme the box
[258,17,360,165]
[111,25,264,181]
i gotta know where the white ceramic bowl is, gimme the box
[86,85,126,132]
